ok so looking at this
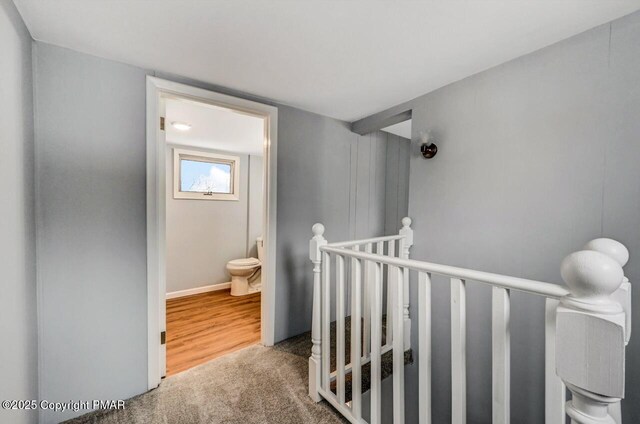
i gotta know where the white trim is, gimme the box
[172,147,240,201]
[146,76,278,390]
[166,283,232,300]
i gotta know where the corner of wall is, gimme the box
[30,38,45,416]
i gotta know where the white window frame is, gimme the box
[173,148,240,201]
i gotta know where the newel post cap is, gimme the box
[561,250,624,303]
[312,223,325,238]
[310,223,326,262]
[399,217,413,248]
[583,238,629,268]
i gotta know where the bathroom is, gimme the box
[163,96,265,376]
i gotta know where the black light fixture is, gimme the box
[419,130,437,159]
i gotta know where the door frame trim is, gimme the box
[146,76,278,389]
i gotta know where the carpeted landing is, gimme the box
[63,343,348,424]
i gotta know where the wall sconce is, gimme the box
[419,130,437,159]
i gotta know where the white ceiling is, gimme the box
[165,98,264,156]
[382,120,412,139]
[15,0,640,121]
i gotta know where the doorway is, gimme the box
[146,77,278,388]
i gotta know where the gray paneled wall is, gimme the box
[0,2,37,424]
[359,10,640,424]
[274,106,410,342]
[384,132,411,235]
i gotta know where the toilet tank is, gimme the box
[256,237,264,262]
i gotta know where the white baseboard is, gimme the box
[166,282,231,300]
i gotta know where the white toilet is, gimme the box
[227,237,263,296]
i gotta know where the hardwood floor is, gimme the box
[166,289,261,376]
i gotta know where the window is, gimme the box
[173,148,240,200]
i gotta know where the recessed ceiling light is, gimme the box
[171,121,191,131]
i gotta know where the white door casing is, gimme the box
[146,76,278,389]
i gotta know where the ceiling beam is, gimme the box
[350,106,412,136]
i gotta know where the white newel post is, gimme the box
[556,249,627,424]
[583,238,631,424]
[309,223,327,402]
[399,217,413,351]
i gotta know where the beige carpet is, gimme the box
[64,344,347,424]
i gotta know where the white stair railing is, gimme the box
[309,219,413,423]
[309,220,630,424]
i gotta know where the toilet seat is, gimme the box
[227,257,260,269]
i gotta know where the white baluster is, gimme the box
[363,243,373,358]
[419,272,432,424]
[309,223,326,402]
[376,241,386,347]
[393,265,406,424]
[350,252,363,419]
[322,251,331,391]
[492,287,510,424]
[556,250,626,424]
[386,240,396,345]
[336,254,346,404]
[583,238,630,424]
[545,298,566,424]
[451,278,467,424]
[370,261,383,424]
[399,217,413,351]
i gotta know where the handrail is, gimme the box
[321,245,570,299]
[327,234,405,248]
[311,219,630,424]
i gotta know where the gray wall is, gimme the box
[0,1,37,423]
[32,42,409,421]
[384,132,411,235]
[362,10,640,424]
[274,108,410,341]
[166,146,263,293]
[248,155,264,258]
[33,44,148,423]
